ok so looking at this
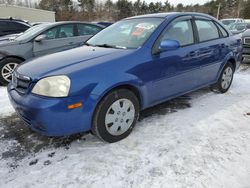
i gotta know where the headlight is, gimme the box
[32,75,70,97]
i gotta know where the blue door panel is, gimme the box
[149,45,201,103]
[197,39,228,86]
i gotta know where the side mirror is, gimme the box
[35,34,46,42]
[159,39,180,52]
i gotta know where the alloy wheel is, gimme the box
[1,62,18,82]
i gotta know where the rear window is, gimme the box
[14,22,30,30]
[195,20,220,42]
[77,24,102,36]
[215,23,228,37]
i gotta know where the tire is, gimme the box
[92,89,140,143]
[210,62,234,93]
[0,57,23,85]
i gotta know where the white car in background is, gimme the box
[221,18,245,27]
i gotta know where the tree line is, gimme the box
[1,0,250,21]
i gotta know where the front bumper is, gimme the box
[7,85,98,136]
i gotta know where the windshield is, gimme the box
[15,24,49,41]
[229,23,246,31]
[86,18,164,49]
[222,20,236,26]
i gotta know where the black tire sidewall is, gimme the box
[0,58,22,85]
[93,89,140,143]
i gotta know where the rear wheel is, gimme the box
[0,58,23,85]
[210,62,234,93]
[92,89,140,143]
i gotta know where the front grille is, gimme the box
[12,71,31,94]
[244,37,250,45]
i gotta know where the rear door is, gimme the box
[33,23,80,57]
[194,17,228,86]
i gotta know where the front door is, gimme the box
[33,24,80,57]
[150,17,201,104]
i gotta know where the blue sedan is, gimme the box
[8,12,242,143]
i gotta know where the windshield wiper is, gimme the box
[95,44,127,49]
[95,44,117,48]
[85,42,94,47]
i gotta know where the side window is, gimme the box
[77,24,102,36]
[215,22,228,37]
[0,21,8,31]
[59,24,74,38]
[161,19,194,46]
[43,27,59,40]
[5,22,28,30]
[43,24,74,40]
[195,20,219,42]
[5,22,16,30]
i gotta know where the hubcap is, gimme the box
[105,98,135,136]
[1,63,18,82]
[221,67,233,89]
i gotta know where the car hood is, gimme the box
[231,30,244,35]
[17,46,133,80]
[0,39,20,46]
[242,29,250,37]
[0,33,21,41]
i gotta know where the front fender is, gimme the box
[90,72,147,109]
[0,51,9,61]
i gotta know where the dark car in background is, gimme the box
[0,21,105,85]
[0,18,31,37]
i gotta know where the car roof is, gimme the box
[221,18,243,20]
[42,21,106,28]
[125,12,215,20]
[0,18,31,25]
[0,18,24,21]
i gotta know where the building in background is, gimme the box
[0,4,55,23]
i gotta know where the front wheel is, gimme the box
[210,62,234,93]
[0,58,22,85]
[92,89,140,143]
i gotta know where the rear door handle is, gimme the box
[221,43,228,48]
[189,51,199,57]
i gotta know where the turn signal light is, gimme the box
[68,102,83,109]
